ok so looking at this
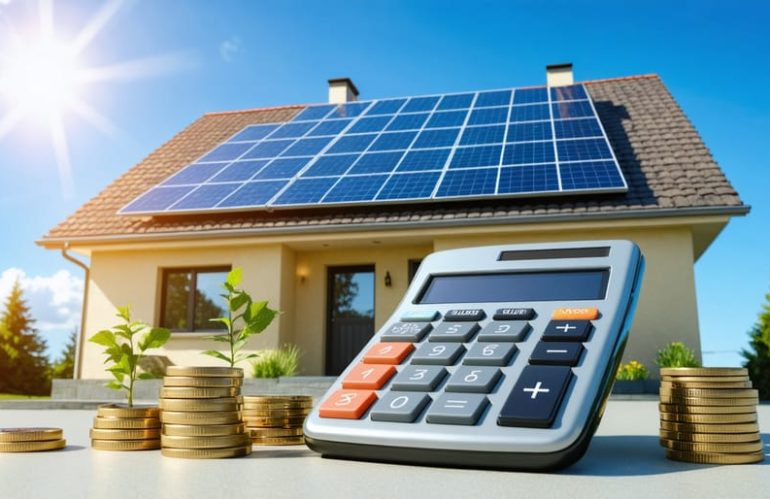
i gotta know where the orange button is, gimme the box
[362,342,414,365]
[342,364,396,389]
[319,389,377,419]
[552,307,599,320]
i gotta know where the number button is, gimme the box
[390,365,447,391]
[425,393,489,425]
[463,342,517,366]
[342,364,396,389]
[429,323,480,342]
[370,392,431,423]
[380,322,432,342]
[363,342,414,364]
[319,389,378,419]
[542,321,592,341]
[477,321,530,342]
[445,367,502,393]
[410,343,465,366]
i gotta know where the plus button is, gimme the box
[555,323,577,333]
[523,381,550,400]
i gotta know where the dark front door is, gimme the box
[326,265,375,375]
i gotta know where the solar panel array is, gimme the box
[120,84,627,215]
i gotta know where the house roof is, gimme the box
[39,74,748,247]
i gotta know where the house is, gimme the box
[38,64,748,379]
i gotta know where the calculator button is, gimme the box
[463,342,517,366]
[476,321,529,342]
[542,320,592,341]
[380,322,432,342]
[400,310,440,322]
[390,366,447,391]
[426,393,489,425]
[319,389,378,419]
[445,367,502,393]
[363,342,414,364]
[370,392,431,423]
[498,366,573,428]
[529,342,584,366]
[428,323,480,342]
[342,364,396,389]
[444,309,486,321]
[410,343,465,365]
[551,307,599,320]
[493,308,536,320]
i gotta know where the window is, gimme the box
[408,259,423,284]
[160,267,230,332]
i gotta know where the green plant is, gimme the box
[616,360,650,381]
[203,268,279,367]
[742,288,770,399]
[251,345,300,378]
[89,306,170,406]
[655,341,701,368]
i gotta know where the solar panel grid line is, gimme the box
[494,87,516,194]
[581,85,628,191]
[546,85,564,192]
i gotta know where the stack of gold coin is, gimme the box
[243,395,312,446]
[159,366,251,459]
[91,404,161,451]
[0,428,66,452]
[659,367,764,464]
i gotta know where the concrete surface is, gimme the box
[0,401,767,499]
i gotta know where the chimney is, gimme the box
[328,78,359,104]
[546,63,574,87]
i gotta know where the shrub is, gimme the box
[656,342,700,368]
[251,345,300,378]
[616,360,649,381]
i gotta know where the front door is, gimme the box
[326,265,375,375]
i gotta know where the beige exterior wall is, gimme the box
[77,218,712,379]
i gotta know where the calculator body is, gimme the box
[304,240,644,470]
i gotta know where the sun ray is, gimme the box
[70,0,124,57]
[76,51,198,84]
[67,98,123,139]
[0,107,24,141]
[48,112,75,199]
[38,0,54,36]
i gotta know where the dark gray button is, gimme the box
[530,342,584,366]
[426,393,489,425]
[400,310,440,322]
[429,322,480,342]
[498,366,573,428]
[391,366,447,391]
[444,309,486,321]
[493,308,535,320]
[477,321,530,342]
[542,320,591,341]
[445,367,502,393]
[410,343,465,365]
[463,342,516,366]
[370,392,430,423]
[380,322,432,342]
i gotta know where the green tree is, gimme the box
[51,328,77,379]
[742,289,770,400]
[0,280,51,395]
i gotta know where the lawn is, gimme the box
[0,394,50,400]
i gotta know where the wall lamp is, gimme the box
[384,271,392,287]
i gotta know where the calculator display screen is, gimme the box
[418,270,609,304]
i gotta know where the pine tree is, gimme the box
[0,280,51,395]
[741,289,770,400]
[51,328,77,379]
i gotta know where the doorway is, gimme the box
[326,265,375,375]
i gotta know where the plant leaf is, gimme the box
[226,268,242,288]
[208,317,231,329]
[201,349,232,364]
[89,330,117,347]
[116,305,131,323]
[138,372,158,380]
[139,327,171,351]
[105,380,125,391]
[114,324,136,340]
[230,291,250,312]
[202,334,231,343]
[245,303,278,336]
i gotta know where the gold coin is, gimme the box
[0,439,66,452]
[163,376,243,387]
[661,376,749,383]
[0,427,63,443]
[660,421,760,433]
[665,449,764,464]
[159,397,242,412]
[241,408,310,417]
[659,412,757,424]
[658,404,756,415]
[160,387,240,399]
[248,427,304,438]
[659,396,758,406]
[660,380,753,389]
[659,430,761,443]
[91,439,160,451]
[659,387,758,399]
[251,436,306,446]
[243,395,312,403]
[660,439,763,453]
[97,404,160,418]
[161,445,252,459]
[162,423,246,437]
[242,401,313,409]
[165,366,244,378]
[161,434,251,449]
[90,428,161,440]
[160,411,242,425]
[243,416,307,428]
[92,417,161,430]
[659,367,748,377]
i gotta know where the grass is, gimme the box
[0,394,51,400]
[251,345,300,378]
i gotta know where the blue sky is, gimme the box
[0,0,768,366]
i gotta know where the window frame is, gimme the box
[159,266,232,333]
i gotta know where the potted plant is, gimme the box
[613,360,651,394]
[655,341,701,369]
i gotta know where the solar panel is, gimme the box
[120,83,627,215]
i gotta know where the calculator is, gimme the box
[304,240,645,470]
